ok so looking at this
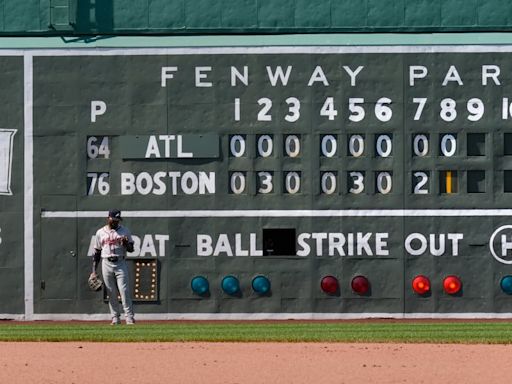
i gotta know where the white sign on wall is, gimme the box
[0,129,16,195]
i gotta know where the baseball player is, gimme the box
[90,209,136,325]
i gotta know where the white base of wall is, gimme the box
[1,312,512,321]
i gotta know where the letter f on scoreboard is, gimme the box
[0,129,16,195]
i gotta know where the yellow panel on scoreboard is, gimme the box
[440,171,458,194]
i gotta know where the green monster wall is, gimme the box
[2,1,512,320]
[0,43,511,320]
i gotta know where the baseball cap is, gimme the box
[108,209,122,220]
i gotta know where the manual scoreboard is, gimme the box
[4,47,512,318]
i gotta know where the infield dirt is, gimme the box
[0,341,510,383]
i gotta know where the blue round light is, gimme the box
[191,276,209,295]
[501,276,512,294]
[221,275,240,295]
[252,275,271,294]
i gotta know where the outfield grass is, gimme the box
[1,322,512,343]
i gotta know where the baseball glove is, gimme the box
[88,275,103,291]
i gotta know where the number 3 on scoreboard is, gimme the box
[257,171,273,194]
[348,172,364,194]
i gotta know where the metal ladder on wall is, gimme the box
[49,0,76,31]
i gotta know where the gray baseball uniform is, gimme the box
[94,224,134,322]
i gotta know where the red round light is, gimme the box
[351,276,370,295]
[443,275,462,295]
[320,275,339,294]
[412,275,431,295]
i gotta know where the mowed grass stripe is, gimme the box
[0,323,512,343]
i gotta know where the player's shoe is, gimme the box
[111,317,121,325]
[126,317,135,325]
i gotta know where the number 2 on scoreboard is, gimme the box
[412,172,429,194]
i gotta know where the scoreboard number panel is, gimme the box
[29,48,512,318]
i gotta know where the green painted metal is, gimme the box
[120,134,220,159]
[50,0,74,32]
[2,0,512,36]
[4,48,506,316]
[3,34,512,317]
[0,57,24,314]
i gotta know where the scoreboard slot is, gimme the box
[229,171,247,195]
[262,228,296,256]
[504,171,512,193]
[229,135,247,158]
[412,171,430,194]
[439,171,458,194]
[348,134,365,157]
[439,134,457,157]
[467,170,486,193]
[320,171,337,194]
[320,135,338,157]
[504,134,512,155]
[412,134,429,157]
[348,171,365,194]
[257,171,274,194]
[375,134,393,158]
[283,171,301,194]
[467,133,486,156]
[257,135,274,158]
[375,171,393,194]
[284,135,301,158]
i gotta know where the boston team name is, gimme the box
[121,171,215,195]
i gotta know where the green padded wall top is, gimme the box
[5,0,512,36]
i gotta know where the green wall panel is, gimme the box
[441,0,477,27]
[113,0,148,30]
[0,57,24,314]
[4,0,40,32]
[221,0,257,29]
[185,0,221,29]
[13,48,512,317]
[257,0,295,29]
[148,0,184,30]
[404,0,441,27]
[478,0,512,27]
[0,0,5,32]
[294,0,330,29]
[331,0,367,28]
[4,0,512,34]
[367,0,404,28]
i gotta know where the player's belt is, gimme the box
[106,256,123,262]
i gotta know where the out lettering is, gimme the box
[405,233,463,256]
